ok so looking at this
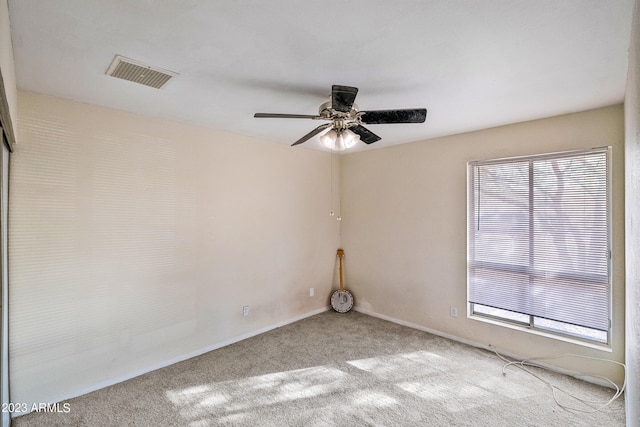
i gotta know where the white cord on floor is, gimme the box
[489,345,626,413]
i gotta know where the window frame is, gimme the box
[466,147,612,346]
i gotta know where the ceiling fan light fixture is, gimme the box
[320,128,360,151]
[320,129,337,149]
[342,129,360,149]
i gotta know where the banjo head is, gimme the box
[331,290,354,313]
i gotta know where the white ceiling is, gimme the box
[7,0,635,151]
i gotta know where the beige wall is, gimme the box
[625,0,640,421]
[0,0,17,131]
[341,105,625,384]
[9,91,340,408]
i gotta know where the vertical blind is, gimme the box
[468,148,610,332]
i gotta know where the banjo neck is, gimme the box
[337,249,344,292]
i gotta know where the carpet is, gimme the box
[13,310,625,426]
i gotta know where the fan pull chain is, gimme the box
[335,146,341,221]
[330,144,334,217]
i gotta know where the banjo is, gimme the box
[331,249,354,313]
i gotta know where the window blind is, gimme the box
[468,148,610,332]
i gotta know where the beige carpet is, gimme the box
[13,311,625,426]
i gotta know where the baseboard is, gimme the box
[14,305,331,417]
[353,306,617,390]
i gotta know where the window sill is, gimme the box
[469,314,613,352]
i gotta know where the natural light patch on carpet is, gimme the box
[350,389,398,407]
[347,350,444,380]
[397,377,504,412]
[166,366,350,420]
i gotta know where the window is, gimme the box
[467,148,610,344]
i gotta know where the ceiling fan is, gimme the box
[254,85,427,150]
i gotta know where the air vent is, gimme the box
[105,55,177,89]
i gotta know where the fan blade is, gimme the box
[331,85,359,112]
[360,108,427,124]
[291,123,332,146]
[350,125,381,144]
[254,113,322,119]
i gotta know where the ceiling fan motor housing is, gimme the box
[318,101,361,131]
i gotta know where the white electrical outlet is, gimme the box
[243,306,249,317]
[450,306,458,317]
[310,288,315,297]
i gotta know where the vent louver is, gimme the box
[105,55,177,89]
